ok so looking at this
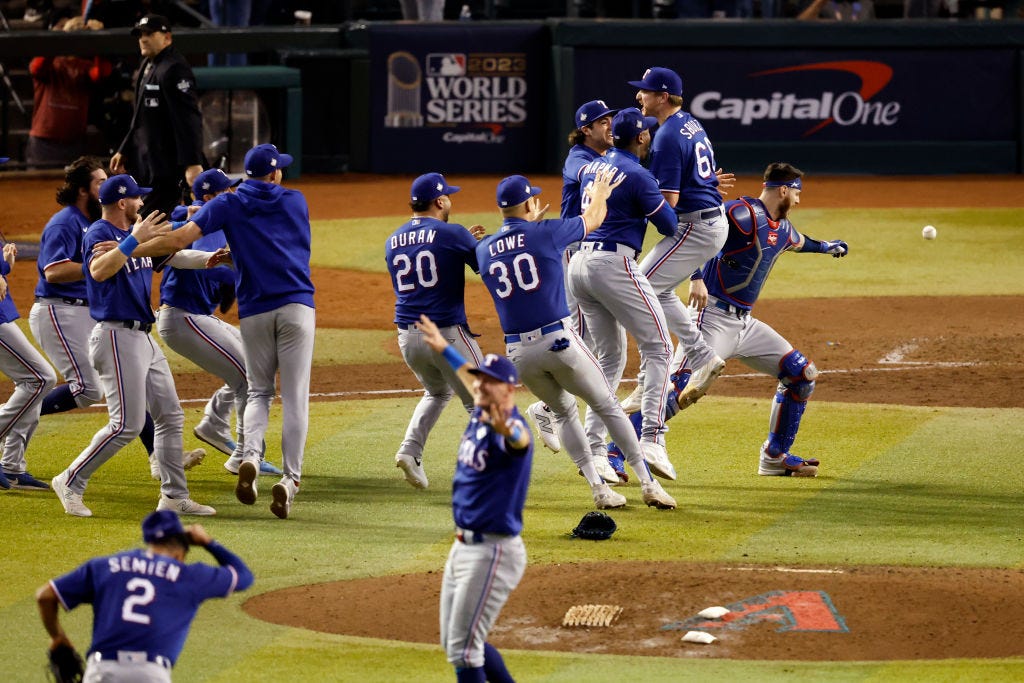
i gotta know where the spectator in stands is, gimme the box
[27,14,111,168]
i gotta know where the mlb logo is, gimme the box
[767,232,778,246]
[426,53,466,77]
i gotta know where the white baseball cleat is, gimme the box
[526,401,560,452]
[641,479,677,509]
[51,471,92,517]
[593,453,623,486]
[193,422,236,456]
[270,477,299,519]
[591,482,627,510]
[620,383,644,414]
[158,496,216,516]
[758,442,820,477]
[235,459,259,505]
[677,355,726,410]
[148,454,161,480]
[640,440,677,481]
[183,448,206,470]
[395,453,428,489]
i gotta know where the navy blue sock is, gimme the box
[40,384,76,415]
[455,667,485,683]
[139,412,155,455]
[483,643,514,683]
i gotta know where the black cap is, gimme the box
[131,14,172,36]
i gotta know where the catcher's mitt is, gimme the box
[47,643,84,683]
[571,511,617,541]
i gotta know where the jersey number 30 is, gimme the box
[122,577,156,625]
[488,254,540,299]
[393,251,439,291]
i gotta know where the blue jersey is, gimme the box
[191,179,314,318]
[83,220,157,323]
[49,543,253,666]
[385,216,479,328]
[702,197,802,310]
[35,206,90,300]
[0,259,18,324]
[649,110,722,214]
[560,144,602,219]
[159,229,235,315]
[578,148,677,252]
[476,216,585,333]
[452,406,533,535]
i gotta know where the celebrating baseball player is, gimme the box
[386,173,485,489]
[37,509,253,682]
[476,171,676,510]
[50,174,215,518]
[30,158,204,482]
[155,168,283,478]
[416,314,531,683]
[610,163,847,476]
[623,66,729,414]
[156,144,314,520]
[570,108,681,483]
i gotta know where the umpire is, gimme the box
[110,14,205,217]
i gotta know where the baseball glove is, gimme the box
[46,643,84,683]
[571,511,617,541]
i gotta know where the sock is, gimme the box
[455,666,486,683]
[483,642,514,683]
[139,412,155,455]
[40,384,76,415]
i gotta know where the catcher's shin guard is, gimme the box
[765,349,817,456]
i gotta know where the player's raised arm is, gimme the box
[796,234,849,257]
[416,314,475,393]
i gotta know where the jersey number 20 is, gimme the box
[393,251,439,291]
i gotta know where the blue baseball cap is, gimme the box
[469,353,519,384]
[99,174,152,204]
[141,509,186,543]
[628,67,683,97]
[411,172,460,202]
[574,100,618,130]
[193,168,240,199]
[611,108,658,141]
[496,175,541,208]
[244,143,293,178]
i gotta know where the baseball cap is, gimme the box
[99,174,152,204]
[628,67,683,97]
[468,353,519,384]
[574,100,618,130]
[131,14,172,36]
[244,143,293,178]
[141,509,186,544]
[496,175,541,208]
[611,108,658,141]
[192,168,241,199]
[410,172,460,202]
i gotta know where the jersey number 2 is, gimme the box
[122,577,156,625]
[488,254,540,299]
[393,251,439,291]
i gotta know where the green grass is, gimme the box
[3,395,1022,682]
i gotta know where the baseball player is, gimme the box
[156,168,283,478]
[476,171,676,510]
[416,314,530,683]
[623,66,729,413]
[37,509,253,681]
[50,174,215,518]
[386,173,485,489]
[570,108,680,482]
[0,234,57,491]
[30,158,204,481]
[158,144,314,520]
[609,163,848,476]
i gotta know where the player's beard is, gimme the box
[776,196,792,219]
[441,207,450,222]
[86,197,102,222]
[124,204,139,224]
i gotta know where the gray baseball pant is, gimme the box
[29,300,103,407]
[0,320,57,474]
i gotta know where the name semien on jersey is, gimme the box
[106,554,181,582]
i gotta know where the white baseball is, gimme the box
[922,225,937,240]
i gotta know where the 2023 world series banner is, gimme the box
[369,24,548,173]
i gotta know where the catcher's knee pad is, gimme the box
[767,349,816,455]
[777,349,817,401]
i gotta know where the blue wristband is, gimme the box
[441,345,467,371]
[509,423,523,443]
[118,234,139,256]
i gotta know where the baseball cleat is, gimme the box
[677,355,726,410]
[193,423,237,456]
[526,401,560,452]
[7,471,50,490]
[51,471,92,517]
[640,440,677,481]
[395,453,428,489]
[593,453,623,486]
[641,479,677,510]
[758,452,820,477]
[235,460,259,504]
[606,443,629,484]
[591,482,627,510]
[270,477,298,519]
[158,496,216,516]
[148,454,161,480]
[0,470,10,490]
[620,383,644,414]
[183,448,206,470]
[224,456,284,476]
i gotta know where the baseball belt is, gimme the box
[90,650,172,669]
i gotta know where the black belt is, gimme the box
[114,320,153,333]
[504,321,564,344]
[456,527,510,544]
[579,241,638,259]
[714,299,749,318]
[37,297,88,306]
[91,650,172,669]
[699,206,724,220]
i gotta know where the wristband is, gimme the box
[118,234,139,256]
[508,422,524,443]
[441,345,467,370]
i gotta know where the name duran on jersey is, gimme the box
[388,227,438,248]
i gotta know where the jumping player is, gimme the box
[50,174,215,518]
[477,171,675,510]
[416,314,530,683]
[386,173,485,489]
[37,509,253,680]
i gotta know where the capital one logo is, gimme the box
[691,61,899,136]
